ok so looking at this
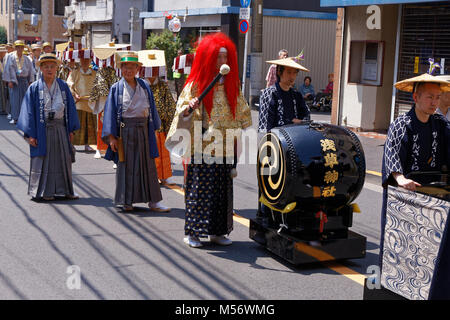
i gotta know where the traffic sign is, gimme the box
[239,7,250,20]
[240,0,251,7]
[239,20,249,34]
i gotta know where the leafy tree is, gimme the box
[146,29,182,79]
[0,26,7,44]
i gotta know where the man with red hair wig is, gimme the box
[166,33,252,248]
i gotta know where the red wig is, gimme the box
[185,32,239,119]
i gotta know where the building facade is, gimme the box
[141,0,337,98]
[64,0,147,49]
[0,0,69,46]
[321,0,449,131]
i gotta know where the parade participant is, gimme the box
[173,49,186,99]
[58,59,76,81]
[258,53,310,133]
[166,32,252,248]
[31,44,42,81]
[380,73,450,298]
[102,53,169,213]
[42,42,53,54]
[16,53,80,201]
[5,43,14,54]
[0,46,8,115]
[265,49,288,88]
[436,74,450,121]
[67,56,97,151]
[144,51,177,185]
[2,40,35,124]
[89,66,119,159]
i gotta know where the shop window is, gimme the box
[54,0,69,16]
[21,0,41,14]
[348,41,384,86]
[122,33,130,43]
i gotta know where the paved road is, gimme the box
[0,110,386,300]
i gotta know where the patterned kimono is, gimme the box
[90,67,119,153]
[67,67,97,146]
[166,82,252,238]
[380,106,450,299]
[2,51,34,122]
[149,79,177,180]
[258,82,310,133]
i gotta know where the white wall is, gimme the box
[339,5,398,131]
[153,0,223,11]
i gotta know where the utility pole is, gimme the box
[129,7,140,50]
[14,0,18,41]
[249,0,263,108]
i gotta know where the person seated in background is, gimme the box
[314,73,334,108]
[299,76,315,103]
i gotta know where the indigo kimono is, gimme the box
[102,77,161,164]
[380,106,450,299]
[17,77,80,158]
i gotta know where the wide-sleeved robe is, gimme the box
[102,77,162,207]
[17,77,80,198]
[380,106,450,299]
[166,82,252,238]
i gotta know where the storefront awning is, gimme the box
[320,0,444,7]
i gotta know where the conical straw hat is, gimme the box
[394,73,450,92]
[266,50,309,72]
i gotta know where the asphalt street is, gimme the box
[0,110,386,300]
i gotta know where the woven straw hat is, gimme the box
[266,51,309,72]
[394,73,450,92]
[117,52,143,67]
[14,40,25,47]
[36,53,62,67]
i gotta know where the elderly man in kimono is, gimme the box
[0,46,8,115]
[102,53,170,213]
[17,53,80,201]
[3,40,35,124]
[380,73,450,299]
[31,44,42,81]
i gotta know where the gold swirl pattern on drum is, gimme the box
[258,133,285,203]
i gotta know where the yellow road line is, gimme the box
[165,183,366,286]
[366,170,382,177]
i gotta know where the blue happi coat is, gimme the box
[102,77,161,164]
[380,106,450,299]
[16,77,80,158]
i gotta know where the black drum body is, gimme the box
[257,121,366,240]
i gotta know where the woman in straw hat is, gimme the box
[258,52,310,133]
[17,53,80,201]
[2,40,35,124]
[379,73,450,299]
[102,52,169,213]
[165,32,252,248]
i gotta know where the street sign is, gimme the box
[239,7,250,20]
[240,0,251,7]
[239,20,249,34]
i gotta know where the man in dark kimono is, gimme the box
[258,53,310,133]
[17,53,80,201]
[381,73,450,299]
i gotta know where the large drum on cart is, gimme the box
[250,121,367,264]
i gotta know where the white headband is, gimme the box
[219,47,227,53]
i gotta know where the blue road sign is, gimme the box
[240,0,251,8]
[239,20,249,34]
